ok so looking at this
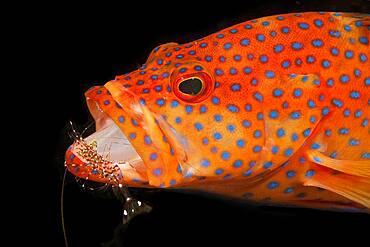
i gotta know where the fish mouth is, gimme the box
[65,84,191,187]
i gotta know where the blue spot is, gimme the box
[205,55,212,62]
[229,67,238,75]
[259,55,268,63]
[359,53,367,62]
[211,96,220,105]
[271,146,279,154]
[306,55,316,64]
[144,135,152,145]
[242,120,251,128]
[311,143,321,149]
[349,138,360,146]
[330,47,339,56]
[243,67,252,74]
[227,104,239,113]
[213,132,222,140]
[223,43,232,50]
[253,145,262,153]
[350,91,360,99]
[298,22,309,29]
[227,124,235,132]
[345,50,354,59]
[362,152,370,159]
[194,122,203,131]
[277,128,285,137]
[305,169,316,177]
[236,139,245,148]
[286,170,296,178]
[256,34,265,42]
[156,99,165,106]
[339,75,349,83]
[291,133,299,142]
[281,26,290,33]
[214,114,222,122]
[250,78,258,86]
[293,88,302,98]
[365,77,370,86]
[292,42,303,50]
[310,115,317,123]
[314,19,323,27]
[267,181,280,189]
[253,92,263,102]
[233,160,243,168]
[273,88,283,97]
[265,70,275,78]
[339,128,349,135]
[329,29,341,37]
[354,110,362,118]
[263,161,273,169]
[150,153,158,161]
[199,105,207,113]
[307,99,316,108]
[231,83,241,92]
[185,105,193,114]
[281,60,291,68]
[359,36,369,45]
[202,137,209,145]
[216,34,224,39]
[240,38,250,46]
[330,152,337,158]
[118,116,125,123]
[322,60,331,68]
[215,168,224,175]
[257,112,264,120]
[312,39,324,47]
[331,98,343,108]
[274,44,284,53]
[284,148,293,157]
[253,130,262,138]
[362,118,369,127]
[103,100,110,105]
[303,128,311,137]
[233,55,241,61]
[322,107,330,116]
[284,187,294,193]
[215,68,224,76]
[201,159,210,167]
[175,117,182,124]
[290,111,301,119]
[269,110,279,119]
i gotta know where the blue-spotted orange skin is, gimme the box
[66,12,370,212]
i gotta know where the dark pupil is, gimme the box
[178,78,203,95]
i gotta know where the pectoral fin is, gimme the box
[304,151,370,208]
[307,150,370,178]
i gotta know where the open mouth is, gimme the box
[65,84,194,188]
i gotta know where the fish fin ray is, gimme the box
[303,169,370,209]
[306,150,370,178]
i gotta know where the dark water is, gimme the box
[39,0,370,246]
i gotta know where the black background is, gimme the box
[33,0,370,246]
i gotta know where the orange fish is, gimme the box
[65,12,370,213]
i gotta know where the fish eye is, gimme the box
[172,71,214,104]
[178,77,203,95]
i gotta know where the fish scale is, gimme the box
[66,12,370,212]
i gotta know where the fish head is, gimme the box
[65,39,271,188]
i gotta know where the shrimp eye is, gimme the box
[172,72,214,104]
[178,77,203,95]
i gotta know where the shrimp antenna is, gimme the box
[61,166,69,247]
